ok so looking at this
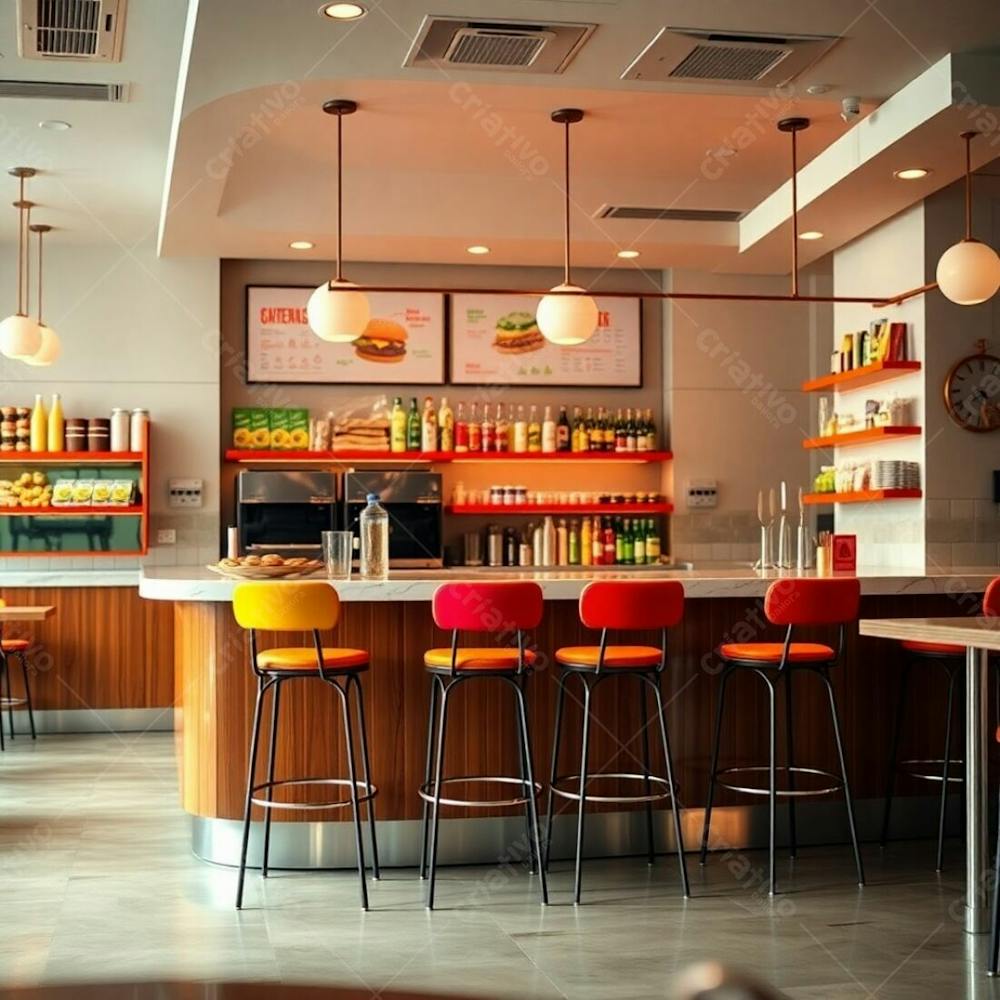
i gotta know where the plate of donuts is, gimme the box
[207,554,324,579]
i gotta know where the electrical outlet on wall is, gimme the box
[157,529,176,545]
[168,478,203,508]
[686,479,718,510]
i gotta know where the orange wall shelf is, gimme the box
[802,489,922,505]
[802,426,922,450]
[446,502,673,516]
[802,361,921,393]
[225,449,673,465]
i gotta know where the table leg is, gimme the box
[965,646,990,934]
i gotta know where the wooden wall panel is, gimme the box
[1,586,173,711]
[175,591,983,825]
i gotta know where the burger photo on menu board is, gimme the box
[492,311,544,355]
[352,318,408,364]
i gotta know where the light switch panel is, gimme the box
[168,478,203,508]
[686,479,718,509]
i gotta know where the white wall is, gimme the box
[0,234,220,569]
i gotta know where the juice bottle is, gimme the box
[481,405,494,452]
[541,405,556,453]
[527,405,542,452]
[592,516,604,565]
[556,517,568,565]
[454,402,469,452]
[390,397,407,453]
[580,517,592,566]
[568,519,580,565]
[47,393,64,452]
[30,394,47,452]
[603,518,616,565]
[468,402,482,451]
[438,397,454,452]
[420,396,437,453]
[513,405,528,453]
[494,403,508,452]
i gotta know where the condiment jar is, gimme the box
[110,408,130,452]
[88,418,111,453]
[65,418,88,452]
[129,408,149,452]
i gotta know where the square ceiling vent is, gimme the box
[17,0,127,62]
[404,16,595,74]
[622,26,839,86]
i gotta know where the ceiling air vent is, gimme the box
[597,206,746,223]
[622,27,839,86]
[17,0,128,62]
[404,16,595,74]
[0,79,129,101]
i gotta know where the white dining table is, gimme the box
[860,616,1000,934]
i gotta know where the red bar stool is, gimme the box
[420,581,547,910]
[699,577,865,896]
[0,597,37,750]
[232,581,379,911]
[545,580,690,904]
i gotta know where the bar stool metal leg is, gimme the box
[543,671,568,870]
[785,670,797,859]
[16,654,35,740]
[515,677,536,874]
[426,676,454,910]
[937,665,959,872]
[350,673,381,880]
[573,677,594,905]
[511,676,548,905]
[650,674,691,897]
[639,677,656,866]
[700,665,733,864]
[819,667,865,886]
[261,679,282,878]
[760,669,777,896]
[0,654,6,752]
[880,661,911,847]
[5,657,15,739]
[334,676,369,911]
[989,786,1000,974]
[419,675,439,880]
[236,676,269,909]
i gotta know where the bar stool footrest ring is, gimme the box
[899,757,964,784]
[550,771,676,805]
[0,697,27,708]
[419,774,541,809]
[715,765,841,798]
[250,776,377,812]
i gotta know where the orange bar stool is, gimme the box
[699,577,865,896]
[420,581,547,910]
[0,597,37,750]
[545,580,690,904]
[232,581,379,910]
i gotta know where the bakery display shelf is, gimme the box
[802,426,922,450]
[802,361,921,393]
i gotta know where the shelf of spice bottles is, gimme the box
[447,502,674,516]
[224,449,673,464]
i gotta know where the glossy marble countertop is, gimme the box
[138,564,998,603]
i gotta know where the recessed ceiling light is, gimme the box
[289,240,315,250]
[38,120,71,131]
[466,245,491,255]
[320,2,366,19]
[894,167,930,180]
[617,249,640,259]
[799,230,824,240]
[806,84,832,95]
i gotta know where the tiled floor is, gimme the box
[1,732,998,999]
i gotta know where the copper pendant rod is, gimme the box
[322,99,358,284]
[873,280,940,308]
[562,118,570,285]
[15,175,24,315]
[962,130,976,241]
[790,127,799,296]
[23,202,31,316]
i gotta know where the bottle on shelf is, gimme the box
[646,518,661,564]
[518,527,532,567]
[622,518,635,565]
[634,520,646,564]
[513,405,528,453]
[614,517,626,564]
[646,409,657,452]
[390,397,407,453]
[494,403,508,452]
[580,516,592,566]
[47,393,64,452]
[527,405,542,453]
[625,409,637,452]
[542,515,557,566]
[30,395,49,453]
[421,396,437,453]
[359,493,389,581]
[506,403,517,451]
[481,404,494,452]
[568,518,580,565]
[468,402,482,452]
[571,406,584,452]
[454,402,469,453]
[556,517,568,565]
[556,405,571,452]
[541,405,556,453]
[614,408,626,452]
[603,408,615,452]
[406,397,421,451]
[438,397,454,452]
[602,517,616,565]
[532,521,544,567]
[583,407,595,451]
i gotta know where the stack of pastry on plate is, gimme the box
[333,417,390,452]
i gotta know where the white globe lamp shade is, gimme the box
[307,278,371,343]
[0,313,42,359]
[23,325,60,366]
[536,283,599,346]
[936,239,1000,305]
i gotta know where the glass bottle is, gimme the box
[580,516,592,566]
[390,396,407,453]
[568,518,580,565]
[359,493,389,581]
[625,408,637,452]
[468,402,482,452]
[454,402,469,452]
[541,405,556,453]
[556,405,571,452]
[48,393,64,452]
[615,408,626,452]
[421,396,437,453]
[406,397,421,451]
[527,405,542,452]
[481,404,494,452]
[438,397,454,452]
[513,405,528,453]
[645,408,657,452]
[494,403,508,452]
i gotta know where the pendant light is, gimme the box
[0,168,42,360]
[536,108,598,346]
[24,223,60,367]
[936,131,1000,305]
[307,99,371,343]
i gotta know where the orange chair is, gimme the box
[420,582,547,909]
[0,597,37,750]
[546,580,689,904]
[881,577,1000,871]
[232,581,379,911]
[700,578,865,896]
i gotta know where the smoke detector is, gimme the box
[17,0,127,62]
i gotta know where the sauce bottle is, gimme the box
[556,517,568,565]
[454,402,469,452]
[421,396,437,453]
[438,397,454,453]
[557,405,571,452]
[494,403,508,452]
[390,397,407,453]
[481,405,494,452]
[513,405,528,453]
[468,402,482,451]
[580,516,592,566]
[541,405,556,453]
[527,405,542,452]
[602,517,616,565]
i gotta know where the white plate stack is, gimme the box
[871,460,920,491]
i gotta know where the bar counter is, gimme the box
[139,565,996,869]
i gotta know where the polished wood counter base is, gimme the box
[174,592,980,824]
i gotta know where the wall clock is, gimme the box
[943,340,1000,433]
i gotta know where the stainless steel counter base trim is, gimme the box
[9,708,173,734]
[193,796,942,869]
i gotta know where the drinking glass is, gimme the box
[322,530,353,581]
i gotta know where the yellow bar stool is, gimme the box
[232,581,379,910]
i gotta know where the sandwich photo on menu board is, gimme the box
[493,311,544,355]
[352,318,408,364]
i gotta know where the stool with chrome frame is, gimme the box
[699,577,865,896]
[419,581,548,910]
[544,579,690,904]
[0,597,37,749]
[232,580,379,910]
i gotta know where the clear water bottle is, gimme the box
[359,493,389,581]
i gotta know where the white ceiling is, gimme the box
[3,0,1000,277]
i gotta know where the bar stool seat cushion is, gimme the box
[1,638,29,652]
[424,647,536,673]
[900,639,964,656]
[256,647,369,672]
[720,641,835,664]
[555,645,662,669]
